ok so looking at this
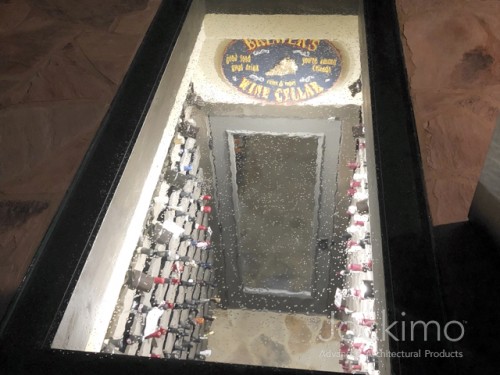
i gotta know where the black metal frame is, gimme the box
[0,1,446,374]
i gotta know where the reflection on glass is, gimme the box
[231,133,319,295]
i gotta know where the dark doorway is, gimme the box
[210,116,341,313]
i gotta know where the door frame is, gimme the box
[210,116,342,313]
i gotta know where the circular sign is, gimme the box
[222,39,342,104]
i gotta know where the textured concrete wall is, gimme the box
[396,0,500,225]
[0,0,160,320]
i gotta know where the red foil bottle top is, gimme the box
[154,277,165,284]
[347,162,359,170]
[201,206,212,213]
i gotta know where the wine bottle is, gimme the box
[347,161,360,170]
[147,220,185,245]
[197,262,213,270]
[178,119,200,139]
[190,240,211,249]
[170,163,194,175]
[174,342,194,351]
[125,270,176,292]
[180,279,196,287]
[167,327,190,336]
[164,170,196,189]
[194,223,208,231]
[145,327,167,339]
[350,180,362,188]
[191,203,211,213]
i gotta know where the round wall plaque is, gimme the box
[221,39,342,104]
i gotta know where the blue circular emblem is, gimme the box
[222,39,342,104]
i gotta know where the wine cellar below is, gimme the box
[52,7,389,374]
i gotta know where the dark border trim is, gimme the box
[362,1,450,374]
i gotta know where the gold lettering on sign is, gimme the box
[302,57,318,65]
[309,81,325,94]
[250,83,261,96]
[238,77,271,100]
[239,55,252,63]
[243,39,257,51]
[226,54,238,64]
[312,65,332,74]
[290,87,307,101]
[304,83,315,97]
[243,39,321,52]
[274,82,323,103]
[255,39,268,48]
[239,77,253,90]
[262,86,271,99]
[245,64,259,72]
[320,58,337,65]
[231,64,243,72]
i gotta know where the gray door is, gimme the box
[210,116,341,314]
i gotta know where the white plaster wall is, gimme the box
[193,14,361,106]
[52,2,207,351]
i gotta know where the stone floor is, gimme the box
[208,309,343,372]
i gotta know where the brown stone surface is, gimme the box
[251,334,292,367]
[209,309,342,371]
[0,0,160,320]
[396,0,500,224]
[284,315,312,354]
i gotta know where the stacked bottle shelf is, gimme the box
[102,113,218,360]
[336,124,379,374]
